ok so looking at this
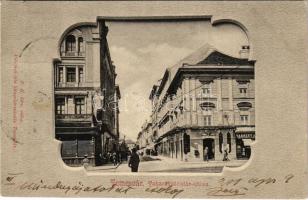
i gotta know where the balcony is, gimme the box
[61,51,85,57]
[56,114,92,120]
[55,82,94,88]
[55,114,93,127]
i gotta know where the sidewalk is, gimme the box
[86,161,126,171]
[151,154,246,166]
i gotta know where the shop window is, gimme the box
[183,133,190,154]
[204,115,212,126]
[227,132,232,153]
[75,97,85,114]
[219,132,223,153]
[65,35,76,52]
[77,139,94,157]
[66,67,76,82]
[78,68,84,83]
[61,140,77,157]
[55,98,65,114]
[240,115,249,125]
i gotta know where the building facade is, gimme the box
[54,20,120,167]
[137,120,154,155]
[144,44,255,162]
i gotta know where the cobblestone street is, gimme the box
[87,155,246,173]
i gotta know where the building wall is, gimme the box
[54,22,120,167]
[150,65,254,162]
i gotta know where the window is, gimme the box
[65,35,76,52]
[204,115,212,126]
[56,98,65,114]
[58,67,63,82]
[61,140,77,157]
[219,132,223,153]
[202,88,211,95]
[77,139,94,157]
[75,97,85,114]
[240,115,249,125]
[66,67,76,82]
[78,68,84,83]
[239,88,247,97]
[201,81,212,96]
[237,102,252,111]
[200,102,215,111]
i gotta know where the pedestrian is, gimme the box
[82,154,90,168]
[112,152,117,166]
[204,147,209,162]
[128,148,140,172]
[107,152,111,163]
[223,146,229,161]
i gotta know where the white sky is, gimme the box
[106,21,249,141]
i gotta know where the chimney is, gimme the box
[239,45,250,59]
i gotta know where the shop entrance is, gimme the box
[203,138,215,160]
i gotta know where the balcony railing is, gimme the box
[56,114,92,120]
[61,51,85,57]
[55,82,94,88]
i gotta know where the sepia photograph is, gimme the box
[54,18,255,173]
[1,1,307,198]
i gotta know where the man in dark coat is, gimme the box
[128,148,140,172]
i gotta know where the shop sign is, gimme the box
[202,132,215,137]
[236,132,255,139]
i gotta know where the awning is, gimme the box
[242,139,254,146]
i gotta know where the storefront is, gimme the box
[235,132,255,159]
[55,127,101,166]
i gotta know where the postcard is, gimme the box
[1,0,307,198]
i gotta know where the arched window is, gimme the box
[227,132,231,153]
[200,102,215,111]
[219,132,223,153]
[78,37,84,54]
[237,102,252,110]
[65,35,76,52]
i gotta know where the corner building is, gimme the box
[149,44,255,162]
[54,20,120,167]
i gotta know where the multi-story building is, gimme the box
[53,20,120,167]
[147,44,255,162]
[136,120,154,155]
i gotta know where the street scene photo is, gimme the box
[53,18,255,173]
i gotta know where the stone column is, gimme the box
[76,67,79,84]
[216,78,222,125]
[65,96,68,114]
[63,66,67,83]
[228,78,233,110]
[230,131,237,160]
[228,78,234,124]
[183,78,191,125]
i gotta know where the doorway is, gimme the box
[203,138,215,160]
